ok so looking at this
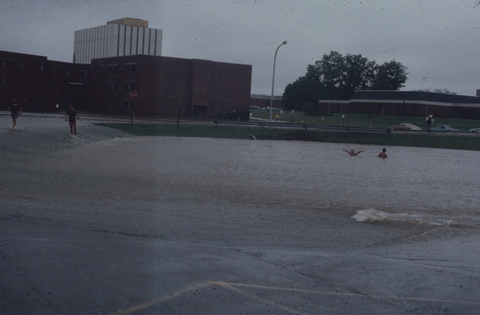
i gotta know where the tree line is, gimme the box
[282,51,408,111]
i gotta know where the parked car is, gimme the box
[392,123,421,131]
[469,127,480,134]
[216,108,250,121]
[428,125,459,133]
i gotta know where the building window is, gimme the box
[124,101,133,110]
[1,77,10,86]
[40,64,45,72]
[1,59,13,68]
[51,67,58,75]
[108,100,116,109]
[78,70,88,78]
[125,63,136,73]
[20,62,25,70]
[109,64,118,73]
[124,82,135,91]
[65,69,72,76]
[108,83,117,91]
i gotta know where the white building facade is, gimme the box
[73,18,162,64]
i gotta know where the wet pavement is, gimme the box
[1,114,480,314]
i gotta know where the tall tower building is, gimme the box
[73,18,162,64]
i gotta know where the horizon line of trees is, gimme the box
[282,51,408,111]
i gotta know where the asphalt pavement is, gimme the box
[1,114,479,314]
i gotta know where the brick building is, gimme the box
[90,55,252,117]
[317,90,480,119]
[0,50,91,112]
[1,50,252,118]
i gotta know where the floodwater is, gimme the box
[2,114,480,313]
[2,112,480,239]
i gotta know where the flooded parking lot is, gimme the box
[1,114,480,314]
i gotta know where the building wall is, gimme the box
[347,100,480,119]
[0,50,91,112]
[336,90,480,119]
[89,55,252,118]
[74,21,162,64]
[1,50,251,118]
[317,99,480,119]
[206,61,252,114]
[107,18,149,28]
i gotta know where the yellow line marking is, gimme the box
[109,281,215,315]
[110,280,480,314]
[218,282,308,315]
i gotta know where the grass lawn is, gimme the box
[98,119,480,152]
[252,110,480,133]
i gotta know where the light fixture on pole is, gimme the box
[270,41,287,122]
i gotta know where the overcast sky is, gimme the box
[2,0,480,97]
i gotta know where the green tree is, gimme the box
[314,51,377,99]
[315,51,344,93]
[371,60,408,90]
[282,65,320,110]
[282,52,408,106]
[342,54,376,97]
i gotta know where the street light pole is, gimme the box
[270,41,287,122]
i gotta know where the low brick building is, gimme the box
[1,50,252,118]
[317,90,480,119]
[0,50,90,112]
[90,55,252,118]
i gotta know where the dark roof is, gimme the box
[352,90,480,104]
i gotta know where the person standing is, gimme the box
[378,148,388,159]
[426,115,433,132]
[65,104,81,136]
[7,97,22,130]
